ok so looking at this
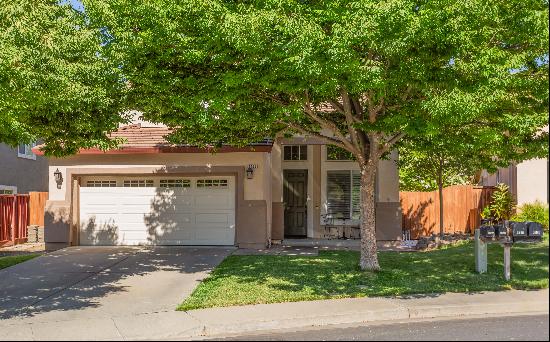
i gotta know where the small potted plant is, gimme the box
[480,206,493,225]
[489,183,515,240]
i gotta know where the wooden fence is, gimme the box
[400,185,495,239]
[0,195,30,246]
[29,192,49,226]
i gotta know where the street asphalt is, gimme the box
[208,314,549,341]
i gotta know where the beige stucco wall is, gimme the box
[271,143,283,203]
[48,152,270,202]
[377,150,400,203]
[516,158,548,205]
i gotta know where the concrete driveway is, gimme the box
[0,246,233,323]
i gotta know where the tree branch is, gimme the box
[379,132,406,156]
[340,88,363,155]
[328,99,345,115]
[351,97,364,121]
[281,121,347,150]
[303,91,360,155]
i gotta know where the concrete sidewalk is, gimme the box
[1,289,547,341]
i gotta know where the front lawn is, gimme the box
[0,254,39,270]
[178,236,549,311]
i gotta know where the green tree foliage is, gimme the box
[87,0,548,270]
[3,0,548,270]
[398,139,479,192]
[0,0,126,155]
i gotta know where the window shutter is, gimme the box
[327,171,351,219]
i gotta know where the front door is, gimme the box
[283,169,308,237]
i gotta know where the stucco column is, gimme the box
[312,145,321,237]
[375,150,402,240]
[270,141,284,240]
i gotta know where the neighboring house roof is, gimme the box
[33,124,273,155]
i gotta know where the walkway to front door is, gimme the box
[283,169,308,237]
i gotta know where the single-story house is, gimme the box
[35,120,402,249]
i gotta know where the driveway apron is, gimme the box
[0,246,233,322]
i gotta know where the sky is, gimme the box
[61,0,84,12]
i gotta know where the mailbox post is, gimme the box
[503,242,512,280]
[474,229,487,274]
[475,221,542,280]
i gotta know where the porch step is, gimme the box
[282,239,360,248]
[281,238,414,252]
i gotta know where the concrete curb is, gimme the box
[179,289,549,340]
[1,289,547,340]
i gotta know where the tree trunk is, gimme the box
[359,159,380,271]
[437,160,444,239]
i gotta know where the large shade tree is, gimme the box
[82,0,548,270]
[2,0,547,270]
[0,0,125,155]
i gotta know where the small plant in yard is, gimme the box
[480,206,494,224]
[512,201,549,231]
[489,183,515,223]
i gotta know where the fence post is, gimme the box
[11,195,16,243]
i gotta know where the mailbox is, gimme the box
[480,225,495,240]
[494,224,509,241]
[526,221,543,241]
[510,221,528,242]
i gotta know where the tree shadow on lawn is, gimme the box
[184,240,549,309]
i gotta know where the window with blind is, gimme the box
[326,170,361,220]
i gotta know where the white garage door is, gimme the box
[79,176,235,245]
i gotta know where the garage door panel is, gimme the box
[80,177,235,246]
[146,213,194,223]
[80,208,118,216]
[118,198,154,206]
[195,213,234,224]
[121,206,156,215]
[153,229,195,242]
[194,194,232,208]
[195,229,234,242]
[119,230,151,241]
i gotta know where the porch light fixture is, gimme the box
[246,164,257,179]
[54,168,63,189]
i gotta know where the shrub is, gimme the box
[512,201,549,230]
[489,183,515,223]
